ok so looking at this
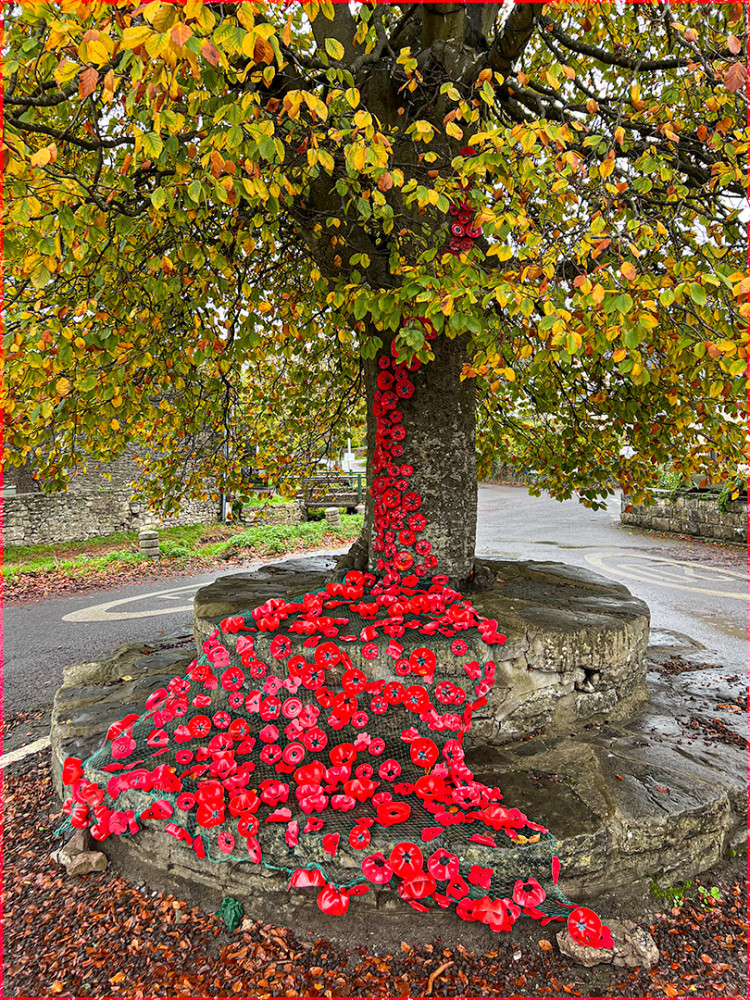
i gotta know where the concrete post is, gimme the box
[139,528,160,558]
[324,507,341,528]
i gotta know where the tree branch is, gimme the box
[487,3,543,76]
[539,14,693,71]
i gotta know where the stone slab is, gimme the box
[193,557,650,741]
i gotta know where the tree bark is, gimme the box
[354,329,477,587]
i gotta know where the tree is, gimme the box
[4,0,746,584]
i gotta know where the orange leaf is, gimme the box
[110,971,127,984]
[201,40,221,65]
[727,34,741,55]
[79,66,99,100]
[253,38,274,65]
[171,23,193,46]
[724,62,746,93]
[621,261,637,282]
[539,939,553,951]
[50,983,64,995]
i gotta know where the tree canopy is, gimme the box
[4,0,747,512]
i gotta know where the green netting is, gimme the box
[58,578,585,931]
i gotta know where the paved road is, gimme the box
[476,485,746,667]
[2,487,746,714]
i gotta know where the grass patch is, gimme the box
[3,515,364,588]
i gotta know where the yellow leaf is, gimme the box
[344,87,360,109]
[56,377,71,396]
[613,348,627,362]
[121,25,152,50]
[318,149,335,173]
[592,283,605,305]
[349,144,366,172]
[87,39,110,65]
[324,37,344,60]
[599,156,615,178]
[110,419,120,431]
[31,147,53,167]
[620,262,636,282]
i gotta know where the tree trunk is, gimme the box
[355,328,477,588]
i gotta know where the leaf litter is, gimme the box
[3,749,746,997]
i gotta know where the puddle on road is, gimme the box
[689,608,747,642]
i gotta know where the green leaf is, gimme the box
[151,188,166,210]
[689,283,707,306]
[142,132,164,159]
[187,179,203,203]
[30,261,51,289]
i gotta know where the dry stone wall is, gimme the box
[239,502,303,527]
[621,490,746,544]
[3,489,219,547]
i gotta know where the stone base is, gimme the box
[50,557,745,950]
[193,556,651,743]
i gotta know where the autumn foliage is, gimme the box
[3,1,747,513]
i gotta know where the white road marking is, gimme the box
[585,552,748,600]
[59,546,350,623]
[62,583,198,622]
[0,735,51,768]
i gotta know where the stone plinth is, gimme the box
[193,557,651,742]
[51,614,746,950]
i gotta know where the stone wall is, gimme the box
[4,443,148,496]
[239,502,303,527]
[621,490,746,544]
[4,489,220,547]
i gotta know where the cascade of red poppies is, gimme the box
[56,176,613,951]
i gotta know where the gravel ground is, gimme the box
[3,746,746,999]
